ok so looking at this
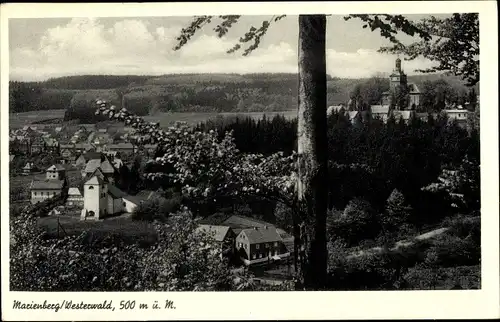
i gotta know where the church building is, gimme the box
[381,58,421,109]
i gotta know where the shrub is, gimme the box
[131,196,183,222]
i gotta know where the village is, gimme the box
[8,119,296,276]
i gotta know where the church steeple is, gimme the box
[395,57,402,72]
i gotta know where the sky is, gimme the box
[8,15,445,81]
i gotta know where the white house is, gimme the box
[444,109,469,122]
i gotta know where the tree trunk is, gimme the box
[294,14,328,290]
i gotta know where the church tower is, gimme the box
[81,175,108,220]
[389,57,408,90]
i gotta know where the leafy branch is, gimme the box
[174,15,287,56]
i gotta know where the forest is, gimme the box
[8,72,475,121]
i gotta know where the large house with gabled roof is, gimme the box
[235,226,290,265]
[30,164,67,204]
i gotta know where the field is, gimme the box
[9,110,66,128]
[143,111,297,127]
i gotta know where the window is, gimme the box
[34,192,37,196]
[274,242,278,247]
[265,243,269,248]
[259,254,262,259]
[252,254,256,260]
[244,244,247,249]
[256,244,260,250]
[275,250,278,256]
[89,186,94,190]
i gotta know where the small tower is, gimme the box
[395,57,402,72]
[81,175,108,220]
[389,57,408,90]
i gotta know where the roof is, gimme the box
[84,159,102,173]
[240,227,283,244]
[108,184,128,199]
[44,138,59,146]
[85,175,105,185]
[100,160,115,174]
[135,190,161,201]
[31,179,64,190]
[348,111,359,120]
[74,143,94,150]
[371,105,390,114]
[47,164,65,172]
[23,163,34,169]
[196,225,231,242]
[221,215,276,235]
[108,143,134,150]
[84,151,103,160]
[87,167,105,180]
[122,190,161,205]
[408,82,420,93]
[68,187,82,196]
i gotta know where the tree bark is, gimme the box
[294,14,328,290]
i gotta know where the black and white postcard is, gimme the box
[1,1,498,320]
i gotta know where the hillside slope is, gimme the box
[9,73,475,118]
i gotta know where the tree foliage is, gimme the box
[10,210,262,291]
[367,14,479,86]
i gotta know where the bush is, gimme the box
[329,198,379,247]
[424,233,480,267]
[131,196,183,222]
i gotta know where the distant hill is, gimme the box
[9,73,476,121]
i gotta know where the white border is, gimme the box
[1,1,499,320]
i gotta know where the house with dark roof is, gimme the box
[235,226,290,265]
[196,224,236,257]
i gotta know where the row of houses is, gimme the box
[9,124,151,157]
[328,104,472,126]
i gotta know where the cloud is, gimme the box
[326,48,437,78]
[9,18,437,81]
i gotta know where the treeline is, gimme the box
[42,75,152,89]
[197,112,479,227]
[9,82,77,112]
